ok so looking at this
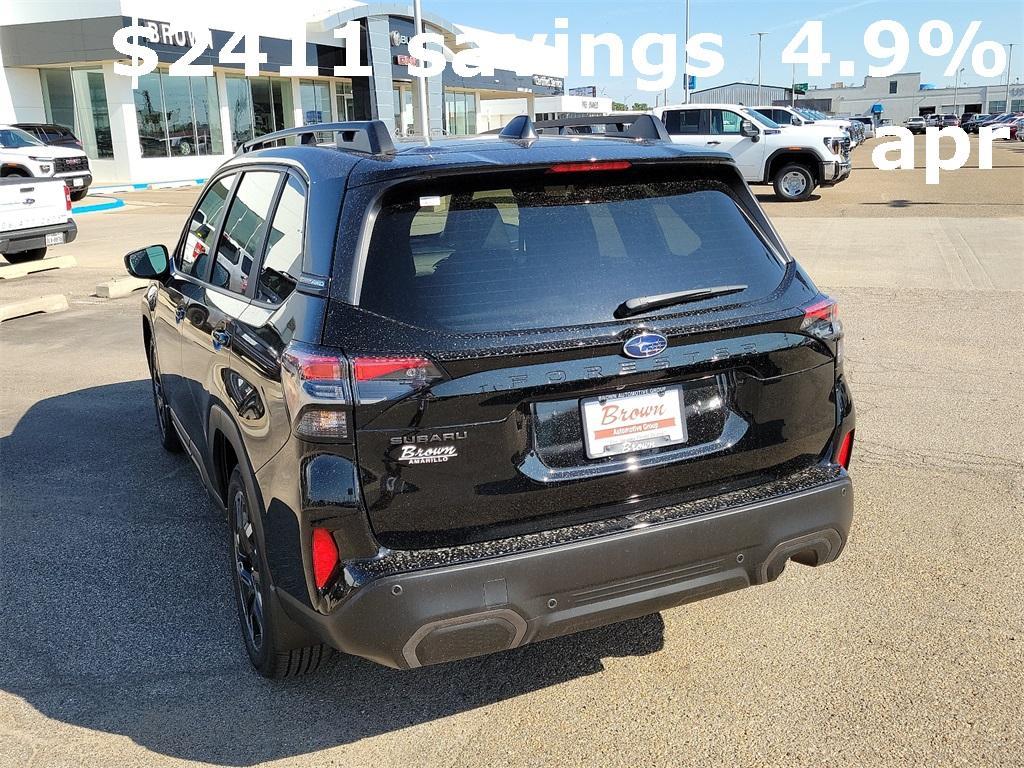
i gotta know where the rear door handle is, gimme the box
[211,329,231,350]
[174,304,186,324]
[706,140,721,145]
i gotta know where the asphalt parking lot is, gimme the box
[1,135,1022,767]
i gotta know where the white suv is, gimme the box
[0,125,92,201]
[652,104,851,202]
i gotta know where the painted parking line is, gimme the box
[72,198,125,215]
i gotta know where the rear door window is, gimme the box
[359,169,784,333]
[211,170,281,295]
[178,174,236,279]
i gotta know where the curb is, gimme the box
[92,178,206,194]
[0,293,69,322]
[72,198,125,215]
[95,276,150,299]
[0,254,77,280]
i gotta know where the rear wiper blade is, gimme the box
[614,285,747,319]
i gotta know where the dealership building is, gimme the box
[0,1,581,184]
[691,73,1023,126]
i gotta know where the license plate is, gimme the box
[45,232,65,246]
[581,386,686,459]
[72,178,84,187]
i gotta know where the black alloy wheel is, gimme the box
[149,338,182,452]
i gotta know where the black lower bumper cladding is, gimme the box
[280,465,853,668]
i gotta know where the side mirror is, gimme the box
[740,120,760,141]
[125,244,170,281]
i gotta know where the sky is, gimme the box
[427,0,1024,103]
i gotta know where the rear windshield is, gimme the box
[359,169,785,333]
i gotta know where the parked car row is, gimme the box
[0,124,92,201]
[750,106,865,145]
[904,112,1024,136]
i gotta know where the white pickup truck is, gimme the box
[0,177,78,263]
[651,103,851,201]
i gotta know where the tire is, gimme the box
[148,336,183,453]
[70,189,88,202]
[227,465,333,678]
[772,163,816,202]
[3,247,47,264]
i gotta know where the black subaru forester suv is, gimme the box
[126,116,854,677]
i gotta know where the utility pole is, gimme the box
[953,66,964,115]
[791,63,796,106]
[1004,43,1015,113]
[683,0,691,103]
[413,0,430,140]
[752,32,767,105]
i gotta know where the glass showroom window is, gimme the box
[335,80,356,121]
[300,80,333,141]
[443,90,477,135]
[988,100,1006,113]
[226,75,294,150]
[39,67,114,159]
[133,70,223,158]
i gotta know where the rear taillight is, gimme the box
[351,355,443,404]
[311,527,339,590]
[801,297,841,340]
[281,342,351,442]
[835,430,854,469]
[64,184,71,211]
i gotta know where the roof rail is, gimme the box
[499,115,538,141]
[237,120,396,157]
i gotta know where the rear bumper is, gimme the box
[0,219,77,254]
[282,470,854,669]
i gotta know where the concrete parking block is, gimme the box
[94,276,150,299]
[0,293,68,322]
[0,254,77,280]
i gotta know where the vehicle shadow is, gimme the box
[754,192,822,204]
[0,381,665,765]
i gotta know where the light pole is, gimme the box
[953,66,964,116]
[752,32,767,105]
[1004,43,1015,113]
[683,0,691,103]
[413,0,430,139]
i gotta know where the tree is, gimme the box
[631,102,650,111]
[612,101,628,111]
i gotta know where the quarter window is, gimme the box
[212,171,281,295]
[255,175,306,304]
[178,174,236,279]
